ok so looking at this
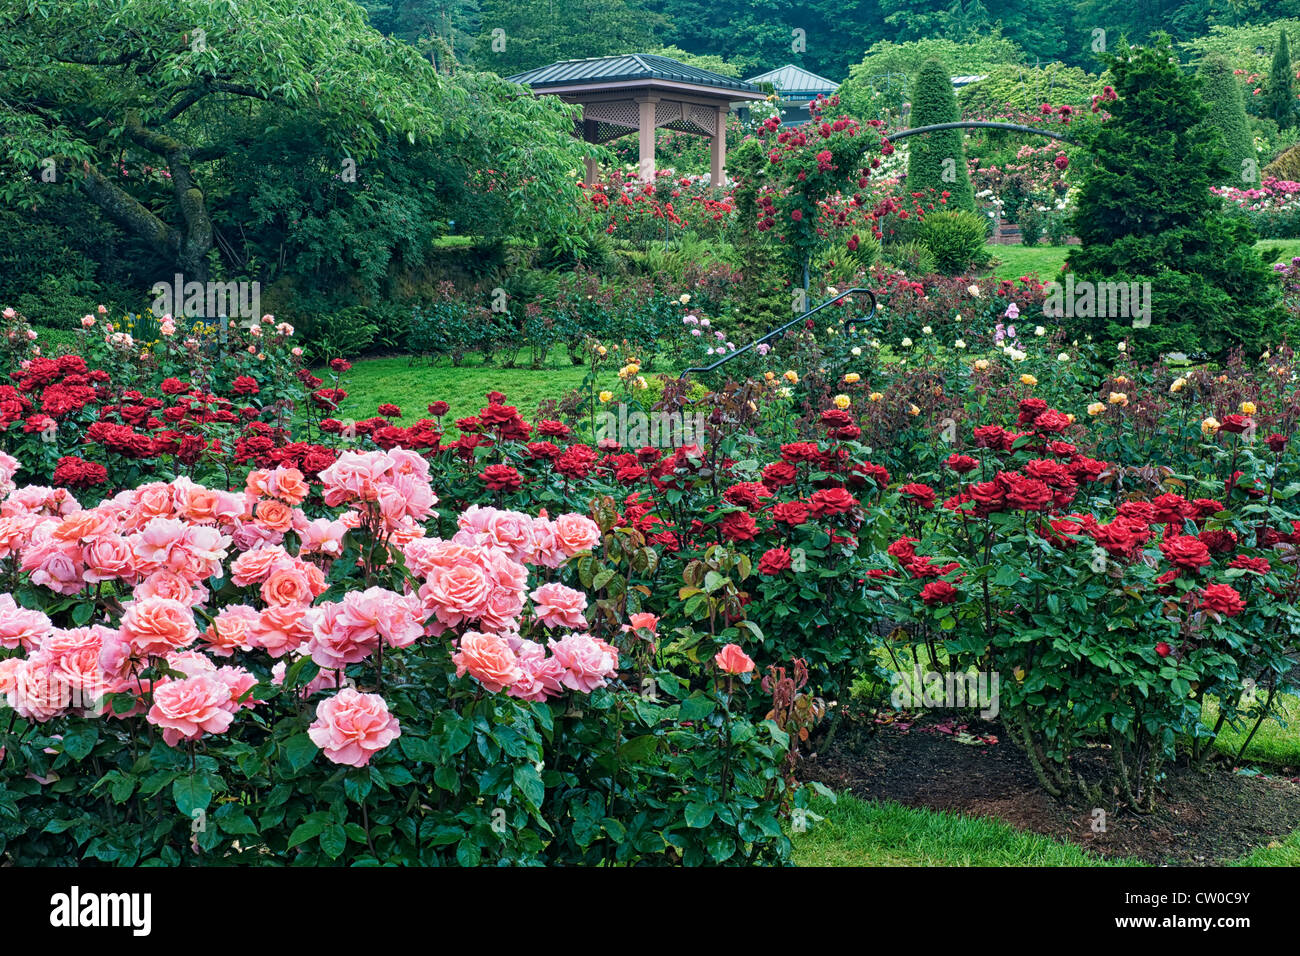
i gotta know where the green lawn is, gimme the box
[335,352,635,426]
[793,791,1300,866]
[1204,692,1300,767]
[791,793,1134,866]
[984,239,1300,281]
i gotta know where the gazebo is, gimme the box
[743,64,840,126]
[507,54,767,185]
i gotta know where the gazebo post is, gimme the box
[582,117,600,185]
[710,105,727,187]
[637,95,658,181]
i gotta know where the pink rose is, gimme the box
[0,593,51,650]
[547,633,618,693]
[307,688,400,767]
[147,675,234,746]
[713,643,755,675]
[529,582,589,630]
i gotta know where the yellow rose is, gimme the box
[869,392,884,402]
[1087,402,1105,416]
[844,372,861,384]
[1108,392,1128,405]
[973,359,990,371]
[908,404,920,416]
[783,370,799,384]
[833,394,851,409]
[598,391,613,403]
[1202,417,1220,437]
[1020,374,1038,387]
[1240,401,1256,415]
[1170,377,1186,394]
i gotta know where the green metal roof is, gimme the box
[508,54,761,94]
[744,64,839,99]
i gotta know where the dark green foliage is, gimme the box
[916,210,991,274]
[1264,30,1297,130]
[1196,55,1257,181]
[1066,39,1286,361]
[903,60,975,213]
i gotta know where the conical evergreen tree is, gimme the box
[1065,39,1283,361]
[1263,30,1296,131]
[903,59,975,212]
[1197,55,1256,182]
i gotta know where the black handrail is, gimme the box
[678,287,877,379]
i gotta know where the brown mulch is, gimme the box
[803,712,1300,865]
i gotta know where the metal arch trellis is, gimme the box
[679,288,878,379]
[676,119,1074,382]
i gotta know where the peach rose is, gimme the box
[0,593,51,650]
[119,597,198,656]
[453,632,523,693]
[529,582,588,630]
[260,565,315,608]
[713,643,755,675]
[254,499,294,533]
[553,513,601,557]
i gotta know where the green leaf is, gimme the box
[319,824,347,860]
[617,735,660,763]
[684,802,715,828]
[513,763,545,808]
[678,692,715,722]
[62,724,98,760]
[173,775,213,818]
[282,733,318,773]
[287,819,326,848]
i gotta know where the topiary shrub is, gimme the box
[1263,143,1300,181]
[1197,55,1257,182]
[1066,39,1286,361]
[917,210,991,274]
[903,59,975,213]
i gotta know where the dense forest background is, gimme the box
[362,0,1300,80]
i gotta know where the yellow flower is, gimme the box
[833,394,851,409]
[1202,417,1220,437]
[908,404,920,416]
[783,370,799,384]
[1066,413,1076,424]
[634,376,648,390]
[1170,377,1186,394]
[596,345,607,356]
[764,371,776,382]
[1020,374,1038,387]
[1114,375,1128,385]
[1087,402,1106,416]
[1108,391,1128,406]
[869,392,884,402]
[844,372,861,384]
[598,391,613,403]
[1240,401,1256,415]
[973,359,990,371]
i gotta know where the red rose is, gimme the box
[899,483,936,509]
[762,461,798,488]
[1160,535,1211,571]
[377,403,401,418]
[809,487,857,516]
[771,501,810,526]
[719,510,759,541]
[920,580,958,606]
[231,375,260,396]
[428,401,450,417]
[943,453,978,474]
[1265,433,1287,453]
[1155,641,1172,658]
[1199,583,1245,617]
[480,464,522,491]
[758,547,793,575]
[1228,555,1269,574]
[52,455,108,489]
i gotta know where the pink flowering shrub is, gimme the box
[0,447,798,865]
